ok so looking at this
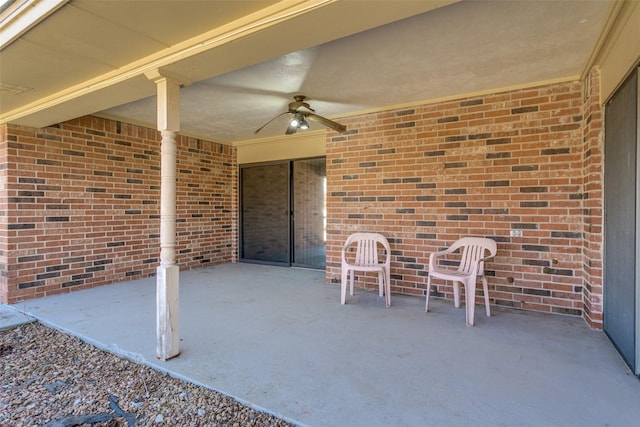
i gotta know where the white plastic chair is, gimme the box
[425,237,497,326]
[341,232,391,307]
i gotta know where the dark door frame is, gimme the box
[603,63,640,376]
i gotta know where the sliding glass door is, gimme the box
[240,163,290,264]
[240,158,326,269]
[292,158,326,268]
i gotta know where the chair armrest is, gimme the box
[428,248,455,270]
[467,254,495,275]
[341,239,357,263]
[341,243,348,262]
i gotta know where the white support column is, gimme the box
[147,70,181,361]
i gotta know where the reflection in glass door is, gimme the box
[292,158,326,268]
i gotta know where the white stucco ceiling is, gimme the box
[0,0,613,144]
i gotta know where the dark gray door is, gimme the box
[604,66,639,375]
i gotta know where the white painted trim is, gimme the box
[0,0,68,49]
[236,130,326,164]
[579,0,624,81]
[0,0,333,124]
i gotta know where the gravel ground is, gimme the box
[1,322,293,427]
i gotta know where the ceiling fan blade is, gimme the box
[285,122,298,135]
[307,113,346,133]
[254,111,288,134]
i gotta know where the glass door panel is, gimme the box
[292,158,326,268]
[240,163,290,264]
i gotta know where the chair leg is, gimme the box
[378,271,384,298]
[341,269,348,304]
[465,280,476,327]
[453,281,461,308]
[385,269,391,307]
[425,275,432,312]
[482,276,491,317]
[350,271,355,296]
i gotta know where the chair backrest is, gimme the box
[449,237,497,274]
[342,232,391,267]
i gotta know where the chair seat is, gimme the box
[429,268,471,279]
[349,264,385,271]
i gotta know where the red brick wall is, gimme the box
[326,79,602,325]
[0,116,237,303]
[581,67,604,328]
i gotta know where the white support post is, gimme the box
[147,71,181,361]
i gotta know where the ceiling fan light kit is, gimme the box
[255,95,346,135]
[290,113,309,129]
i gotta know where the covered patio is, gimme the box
[7,263,640,427]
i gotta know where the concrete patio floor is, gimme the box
[4,263,640,426]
